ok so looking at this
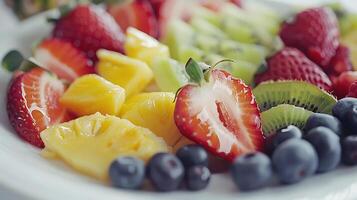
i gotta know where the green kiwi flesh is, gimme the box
[253,81,337,114]
[261,104,313,136]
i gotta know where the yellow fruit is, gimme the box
[41,113,168,180]
[60,74,125,116]
[121,92,183,146]
[342,30,357,70]
[124,27,170,66]
[97,49,153,97]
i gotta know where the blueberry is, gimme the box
[341,136,357,165]
[272,139,318,184]
[304,113,342,136]
[185,166,211,191]
[265,125,302,154]
[176,144,208,168]
[109,157,145,189]
[305,127,341,173]
[231,152,272,191]
[344,106,357,132]
[332,97,357,121]
[147,153,184,191]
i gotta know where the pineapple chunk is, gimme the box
[121,92,184,146]
[41,113,168,180]
[60,74,126,116]
[124,27,170,66]
[97,49,153,97]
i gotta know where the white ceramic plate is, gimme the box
[1,1,357,200]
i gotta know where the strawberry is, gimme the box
[325,45,353,79]
[332,71,357,99]
[7,67,71,147]
[52,5,125,61]
[255,47,332,92]
[148,0,164,17]
[34,38,94,82]
[108,0,159,38]
[174,59,265,162]
[279,7,339,67]
[347,81,357,98]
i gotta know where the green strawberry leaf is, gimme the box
[1,50,24,72]
[185,58,204,85]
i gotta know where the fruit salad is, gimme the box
[3,0,357,193]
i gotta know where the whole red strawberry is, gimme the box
[255,47,332,91]
[347,81,357,98]
[175,59,265,162]
[280,7,339,67]
[333,71,357,99]
[7,67,71,147]
[52,5,125,61]
[325,45,353,79]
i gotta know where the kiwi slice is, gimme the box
[261,104,313,136]
[253,81,337,114]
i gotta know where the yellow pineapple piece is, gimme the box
[121,92,184,146]
[97,49,153,97]
[124,27,170,66]
[60,74,125,116]
[41,113,168,180]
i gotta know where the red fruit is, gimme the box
[34,38,94,82]
[7,68,71,147]
[148,0,165,17]
[280,7,339,67]
[255,47,333,91]
[229,0,241,7]
[108,0,159,38]
[332,71,357,99]
[325,45,353,78]
[347,81,357,98]
[174,69,265,162]
[52,5,125,61]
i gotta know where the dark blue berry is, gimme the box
[109,157,145,189]
[185,166,211,191]
[344,106,357,132]
[231,152,272,191]
[341,136,357,165]
[265,125,302,155]
[305,127,341,173]
[147,153,184,191]
[304,113,342,136]
[176,144,208,168]
[272,139,318,184]
[332,97,357,122]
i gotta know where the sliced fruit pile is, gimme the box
[2,0,357,194]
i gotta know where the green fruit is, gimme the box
[261,104,313,136]
[192,6,221,27]
[164,20,195,60]
[177,47,205,64]
[253,81,337,114]
[220,17,259,44]
[190,17,227,39]
[152,57,188,92]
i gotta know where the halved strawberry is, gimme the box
[7,67,71,147]
[174,59,265,162]
[108,0,159,38]
[34,38,94,82]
